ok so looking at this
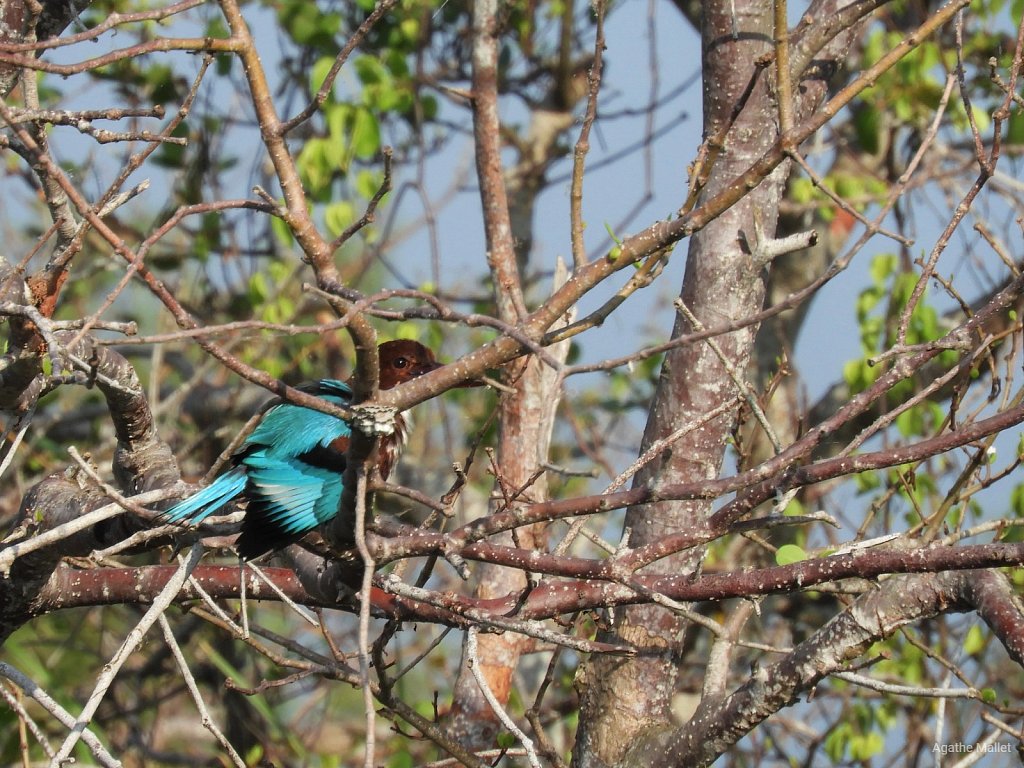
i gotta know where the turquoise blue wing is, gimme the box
[242,379,352,459]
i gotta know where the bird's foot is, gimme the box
[350,403,399,437]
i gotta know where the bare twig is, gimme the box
[49,545,203,765]
[466,626,542,768]
[569,0,607,268]
[158,615,246,767]
[354,469,377,768]
[0,663,120,768]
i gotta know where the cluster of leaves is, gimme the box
[844,253,957,401]
[282,0,442,241]
[823,698,895,762]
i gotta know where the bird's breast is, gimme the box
[377,412,409,481]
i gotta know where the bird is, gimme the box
[160,340,448,560]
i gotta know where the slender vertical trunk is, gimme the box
[447,265,574,746]
[447,0,576,744]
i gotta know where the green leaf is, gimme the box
[324,104,352,171]
[496,732,517,749]
[356,169,384,200]
[271,215,294,247]
[843,358,880,393]
[789,177,815,204]
[850,730,884,760]
[1007,110,1024,146]
[310,56,337,96]
[215,53,232,76]
[248,272,268,304]
[853,105,882,155]
[971,104,991,134]
[832,173,863,200]
[895,407,922,438]
[863,29,885,67]
[869,253,896,287]
[286,5,319,44]
[351,107,381,159]
[297,138,325,190]
[420,94,439,121]
[355,55,388,85]
[963,624,987,656]
[783,498,805,517]
[143,63,177,103]
[399,17,420,43]
[775,544,807,565]
[855,287,883,321]
[324,201,355,238]
[824,722,852,761]
[998,521,1024,542]
[393,321,422,341]
[388,753,414,768]
[384,49,410,78]
[244,745,265,765]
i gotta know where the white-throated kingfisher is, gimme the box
[161,340,449,560]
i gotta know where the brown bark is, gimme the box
[571,0,866,764]
[632,571,975,767]
[0,331,179,644]
[0,0,93,97]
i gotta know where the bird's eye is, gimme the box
[393,357,408,368]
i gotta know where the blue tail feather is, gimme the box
[163,467,248,525]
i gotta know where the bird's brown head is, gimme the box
[376,340,443,390]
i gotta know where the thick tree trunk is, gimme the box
[571,0,862,763]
